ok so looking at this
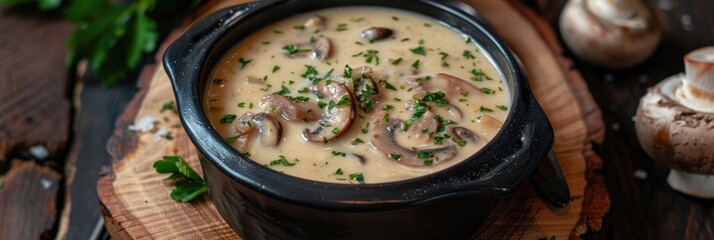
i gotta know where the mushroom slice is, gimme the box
[303,82,356,142]
[361,27,394,41]
[304,15,325,29]
[229,112,282,152]
[451,127,479,144]
[475,114,503,137]
[312,37,332,60]
[372,118,457,167]
[261,94,320,122]
[352,153,367,165]
[250,113,282,147]
[428,73,482,97]
[407,112,439,143]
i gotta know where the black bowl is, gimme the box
[164,0,553,239]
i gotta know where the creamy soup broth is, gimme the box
[206,7,510,183]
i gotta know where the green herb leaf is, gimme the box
[417,151,434,159]
[220,114,237,124]
[331,150,346,157]
[479,106,494,112]
[225,136,239,144]
[272,66,281,73]
[496,104,509,111]
[463,50,476,59]
[343,64,353,78]
[273,85,291,95]
[411,60,420,69]
[238,58,252,69]
[391,58,403,65]
[349,173,365,184]
[66,0,159,86]
[160,101,177,114]
[335,168,344,175]
[269,155,297,167]
[153,155,206,202]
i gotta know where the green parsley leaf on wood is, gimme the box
[153,155,206,202]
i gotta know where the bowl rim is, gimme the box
[164,0,553,209]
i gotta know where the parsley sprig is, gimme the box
[153,155,207,202]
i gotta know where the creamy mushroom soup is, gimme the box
[206,7,510,183]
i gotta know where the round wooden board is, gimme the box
[98,0,610,239]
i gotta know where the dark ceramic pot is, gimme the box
[164,0,554,239]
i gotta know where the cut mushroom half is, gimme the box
[303,81,356,142]
[229,112,283,153]
[261,94,320,122]
[372,118,457,167]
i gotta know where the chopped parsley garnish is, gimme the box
[336,23,348,31]
[351,17,364,22]
[261,41,271,45]
[423,159,434,166]
[401,38,410,42]
[238,58,252,69]
[293,25,305,30]
[153,155,207,202]
[328,95,352,109]
[237,102,246,108]
[410,39,426,55]
[331,150,346,157]
[298,87,309,93]
[379,79,397,91]
[160,101,177,114]
[349,173,365,184]
[355,80,377,112]
[273,85,291,95]
[249,102,254,109]
[422,91,446,102]
[317,101,327,109]
[390,153,401,160]
[480,87,493,94]
[259,84,273,92]
[301,65,325,84]
[417,151,434,159]
[283,44,311,55]
[272,66,281,73]
[496,105,509,111]
[344,64,353,78]
[335,168,344,175]
[287,96,310,103]
[382,104,394,110]
[463,50,476,59]
[382,113,390,122]
[220,114,237,124]
[361,122,370,133]
[452,137,467,147]
[411,60,420,69]
[391,58,403,65]
[354,138,365,144]
[480,106,494,112]
[439,52,449,67]
[331,127,340,135]
[470,68,492,81]
[225,136,239,144]
[269,155,297,167]
[363,50,380,65]
[466,37,472,43]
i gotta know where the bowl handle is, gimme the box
[163,3,258,89]
[471,94,554,195]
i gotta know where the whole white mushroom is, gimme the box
[560,0,661,69]
[635,47,714,198]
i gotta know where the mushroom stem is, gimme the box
[677,47,714,113]
[667,170,714,199]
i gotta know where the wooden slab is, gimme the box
[98,1,610,239]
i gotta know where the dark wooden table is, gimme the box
[0,1,712,239]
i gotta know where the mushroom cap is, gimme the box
[635,75,714,174]
[559,0,661,68]
[303,81,356,142]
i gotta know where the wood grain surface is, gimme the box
[97,0,609,239]
[0,7,74,239]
